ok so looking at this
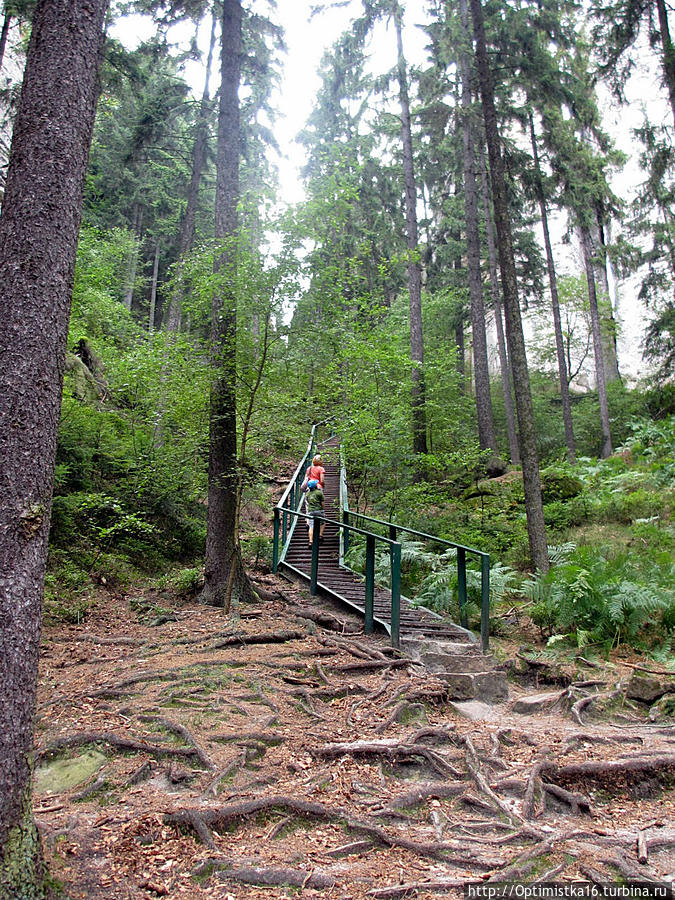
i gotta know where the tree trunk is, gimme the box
[469,0,549,572]
[148,240,160,334]
[656,0,675,131]
[479,141,519,464]
[124,203,143,312]
[394,3,427,459]
[592,215,621,383]
[459,0,499,458]
[0,13,11,71]
[455,316,466,390]
[529,112,576,463]
[166,10,216,335]
[201,0,255,610]
[579,225,613,458]
[0,0,107,893]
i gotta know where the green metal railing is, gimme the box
[343,507,491,651]
[273,426,492,652]
[274,505,403,647]
[272,424,318,570]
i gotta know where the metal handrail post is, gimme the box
[364,533,375,634]
[457,547,468,629]
[310,520,320,595]
[481,554,490,651]
[390,542,401,649]
[282,503,287,547]
[343,509,350,557]
[272,507,280,573]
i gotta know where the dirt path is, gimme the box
[34,576,675,899]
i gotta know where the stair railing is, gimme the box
[344,509,491,651]
[272,424,318,571]
[277,506,403,648]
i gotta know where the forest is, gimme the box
[0,0,673,897]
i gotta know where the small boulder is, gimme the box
[512,689,566,715]
[626,673,671,704]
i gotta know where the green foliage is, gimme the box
[523,543,674,649]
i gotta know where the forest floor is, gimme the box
[35,574,675,900]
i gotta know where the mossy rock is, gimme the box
[35,750,107,794]
[649,692,675,722]
[540,468,584,503]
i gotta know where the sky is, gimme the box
[111,1,430,205]
[110,2,672,379]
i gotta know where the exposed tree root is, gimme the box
[317,738,463,779]
[193,856,336,888]
[541,782,594,815]
[292,607,362,634]
[209,628,305,649]
[37,731,209,765]
[374,701,426,733]
[331,659,411,673]
[463,734,525,827]
[164,795,503,867]
[368,879,482,898]
[541,754,675,785]
[141,716,216,771]
[383,781,466,811]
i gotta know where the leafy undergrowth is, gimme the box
[35,578,675,900]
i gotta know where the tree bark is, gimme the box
[0,0,108,893]
[579,226,613,458]
[459,0,499,458]
[394,3,427,459]
[529,112,575,463]
[0,13,11,71]
[656,0,675,131]
[201,0,255,610]
[469,0,549,572]
[592,215,621,383]
[479,142,519,464]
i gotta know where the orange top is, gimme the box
[307,464,325,488]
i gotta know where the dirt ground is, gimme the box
[34,574,675,900]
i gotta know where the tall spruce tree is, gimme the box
[200,0,256,609]
[469,0,549,572]
[0,0,108,892]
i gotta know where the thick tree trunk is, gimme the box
[529,113,576,463]
[656,0,675,131]
[0,0,108,894]
[0,13,11,71]
[166,11,216,335]
[459,0,499,458]
[479,142,519,464]
[201,0,255,610]
[579,226,613,458]
[394,3,427,459]
[469,0,549,572]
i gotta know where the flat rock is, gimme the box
[512,690,566,715]
[449,700,499,721]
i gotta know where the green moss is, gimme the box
[1,786,45,900]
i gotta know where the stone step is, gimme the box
[438,670,509,703]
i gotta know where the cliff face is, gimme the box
[0,19,26,199]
